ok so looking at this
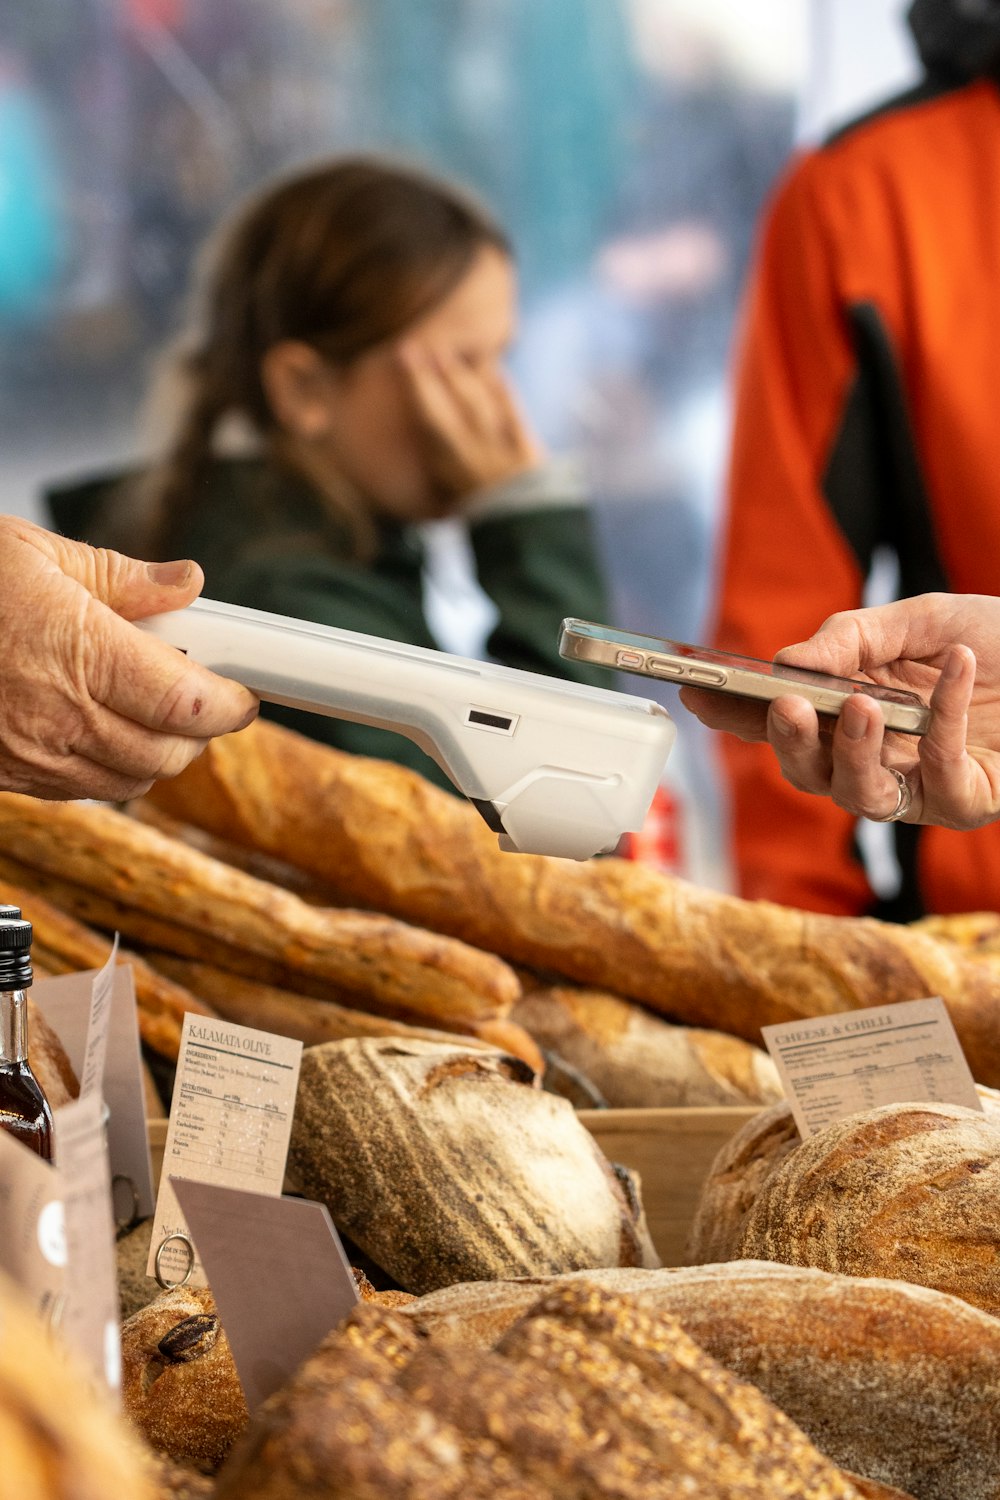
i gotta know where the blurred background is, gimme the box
[0,0,917,887]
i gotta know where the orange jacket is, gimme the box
[714,77,1000,919]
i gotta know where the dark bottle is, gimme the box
[0,918,53,1160]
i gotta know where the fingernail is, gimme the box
[943,648,965,681]
[772,709,797,738]
[147,559,193,588]
[841,701,867,740]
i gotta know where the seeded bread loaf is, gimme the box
[404,1260,1000,1500]
[144,719,1000,1086]
[215,1285,869,1500]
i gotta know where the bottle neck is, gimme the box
[0,988,28,1066]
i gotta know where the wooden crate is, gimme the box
[580,1107,761,1267]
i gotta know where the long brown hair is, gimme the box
[139,154,511,560]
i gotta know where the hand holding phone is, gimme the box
[558,619,931,735]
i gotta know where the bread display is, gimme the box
[288,1037,659,1293]
[144,718,1000,1085]
[513,982,783,1108]
[0,1267,154,1500]
[404,1260,1000,1500]
[120,1285,249,1472]
[215,1283,870,1499]
[735,1101,1000,1317]
[685,1101,804,1264]
[26,996,78,1107]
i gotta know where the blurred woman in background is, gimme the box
[46,154,610,789]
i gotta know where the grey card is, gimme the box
[0,1127,66,1326]
[54,1092,121,1395]
[35,961,155,1220]
[171,1177,359,1410]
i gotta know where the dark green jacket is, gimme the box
[46,456,610,791]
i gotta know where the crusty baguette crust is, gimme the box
[0,876,215,1060]
[147,954,544,1073]
[0,794,519,1029]
[146,720,1000,1084]
[513,984,782,1108]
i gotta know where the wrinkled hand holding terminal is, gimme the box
[139,598,675,860]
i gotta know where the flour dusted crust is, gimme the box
[737,1101,1000,1318]
[288,1037,659,1294]
[144,718,1000,1086]
[403,1260,1000,1500]
[121,1286,249,1472]
[215,1285,868,1499]
[512,985,783,1108]
[685,1102,803,1264]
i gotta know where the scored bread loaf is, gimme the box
[0,793,519,1032]
[687,1085,1000,1266]
[404,1261,998,1500]
[215,1286,869,1500]
[144,719,1000,1085]
[289,1037,659,1294]
[513,983,782,1108]
[736,1101,1000,1317]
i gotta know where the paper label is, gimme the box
[34,962,155,1221]
[0,1128,65,1326]
[78,934,119,1100]
[762,996,984,1138]
[147,1014,302,1288]
[172,1178,359,1410]
[54,1092,121,1394]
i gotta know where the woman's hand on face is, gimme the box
[397,342,543,501]
[0,517,258,802]
[680,593,1000,830]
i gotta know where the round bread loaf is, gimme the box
[288,1037,660,1294]
[688,1086,1000,1267]
[737,1101,1000,1317]
[0,1268,153,1500]
[685,1100,799,1264]
[405,1259,1000,1500]
[121,1286,249,1472]
[27,998,78,1106]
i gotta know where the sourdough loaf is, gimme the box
[0,794,520,1034]
[688,1086,1000,1267]
[737,1101,1000,1317]
[216,1285,869,1500]
[514,983,782,1108]
[405,1260,1000,1500]
[26,998,77,1106]
[289,1037,659,1293]
[121,1286,249,1472]
[144,719,1000,1085]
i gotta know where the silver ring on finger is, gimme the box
[870,766,913,824]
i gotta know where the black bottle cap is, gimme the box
[0,918,32,989]
[0,904,20,920]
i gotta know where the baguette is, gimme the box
[0,794,519,1030]
[147,953,545,1073]
[513,983,782,1108]
[0,877,215,1059]
[145,720,1000,1085]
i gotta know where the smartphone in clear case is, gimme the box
[559,618,931,736]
